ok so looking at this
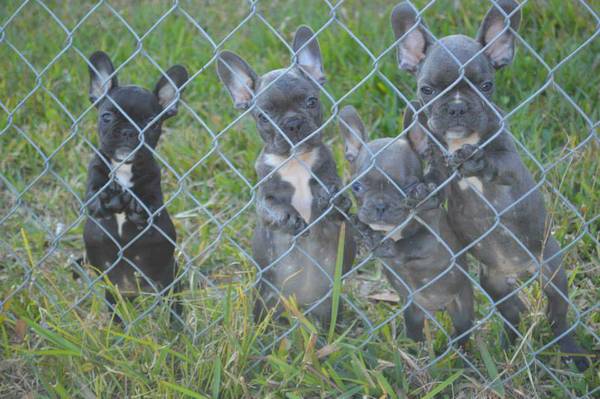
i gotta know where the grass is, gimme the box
[1,0,599,397]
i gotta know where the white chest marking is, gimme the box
[111,160,133,237]
[264,150,318,223]
[369,223,405,242]
[447,133,483,192]
[111,160,133,188]
[115,212,126,237]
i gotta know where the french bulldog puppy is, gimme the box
[340,105,474,346]
[83,51,187,323]
[391,0,589,369]
[216,26,355,326]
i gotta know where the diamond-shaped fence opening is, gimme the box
[1,0,598,397]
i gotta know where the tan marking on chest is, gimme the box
[264,150,318,223]
[447,132,480,153]
[369,223,405,242]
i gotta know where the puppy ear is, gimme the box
[403,101,429,156]
[216,51,258,110]
[391,2,431,74]
[293,25,325,85]
[154,65,188,119]
[88,51,118,105]
[339,105,367,163]
[477,0,521,69]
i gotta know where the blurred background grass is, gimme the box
[0,0,598,397]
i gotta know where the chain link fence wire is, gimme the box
[1,0,598,397]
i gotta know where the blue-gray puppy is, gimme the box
[340,105,474,347]
[391,0,589,369]
[216,26,355,326]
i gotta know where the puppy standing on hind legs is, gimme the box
[83,51,187,325]
[391,0,590,370]
[339,105,474,348]
[216,26,355,327]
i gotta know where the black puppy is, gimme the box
[83,51,187,323]
[391,0,589,369]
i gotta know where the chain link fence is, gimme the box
[1,0,598,397]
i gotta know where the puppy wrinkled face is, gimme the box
[419,37,497,141]
[253,69,323,154]
[97,86,163,163]
[352,139,422,228]
[88,51,188,163]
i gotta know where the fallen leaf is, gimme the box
[13,319,26,344]
[316,344,338,359]
[367,291,400,303]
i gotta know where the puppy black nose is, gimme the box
[284,117,304,134]
[447,101,467,116]
[375,203,386,218]
[121,128,137,138]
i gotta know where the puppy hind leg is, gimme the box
[168,278,184,328]
[105,290,123,325]
[253,281,282,324]
[542,240,589,371]
[404,303,425,342]
[480,270,525,348]
[447,284,474,348]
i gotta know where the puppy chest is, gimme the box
[265,151,318,223]
[111,161,134,189]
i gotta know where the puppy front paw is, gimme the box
[447,144,486,177]
[125,197,157,229]
[88,195,110,218]
[404,182,438,209]
[276,209,308,236]
[334,193,353,215]
[316,188,352,217]
[102,181,129,213]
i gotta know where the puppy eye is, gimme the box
[420,86,434,96]
[100,112,113,124]
[351,182,363,193]
[480,81,493,92]
[306,97,319,108]
[257,113,269,123]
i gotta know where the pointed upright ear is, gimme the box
[292,25,325,85]
[154,65,188,119]
[476,0,521,69]
[403,101,429,156]
[216,51,258,110]
[391,2,431,74]
[88,51,118,105]
[339,105,367,163]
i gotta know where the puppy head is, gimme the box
[339,105,427,233]
[391,0,521,142]
[217,26,326,155]
[88,51,188,163]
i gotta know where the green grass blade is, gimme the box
[328,222,346,342]
[160,381,209,399]
[476,336,505,397]
[23,318,82,356]
[211,356,222,399]
[420,370,463,399]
